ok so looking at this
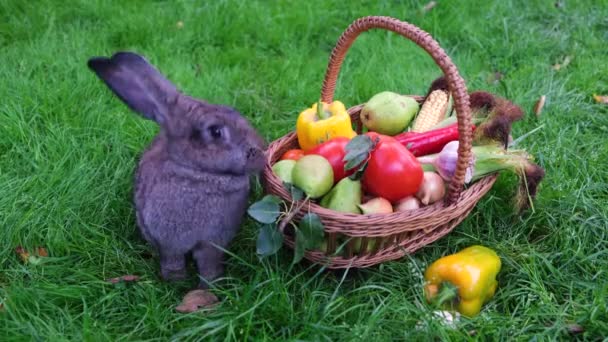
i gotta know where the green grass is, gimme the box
[1,0,607,340]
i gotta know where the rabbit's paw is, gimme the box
[159,252,187,281]
[193,244,226,289]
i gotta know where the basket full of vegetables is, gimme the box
[253,16,545,268]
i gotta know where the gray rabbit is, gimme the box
[87,52,266,288]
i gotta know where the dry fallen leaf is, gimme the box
[593,94,608,104]
[15,246,50,264]
[15,246,30,263]
[175,289,219,313]
[106,275,141,284]
[552,55,572,70]
[566,324,585,335]
[176,21,184,29]
[533,95,546,117]
[37,247,48,257]
[423,1,437,12]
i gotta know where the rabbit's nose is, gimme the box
[246,146,266,171]
[246,146,262,160]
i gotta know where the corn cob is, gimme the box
[411,90,449,132]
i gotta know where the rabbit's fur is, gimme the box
[87,52,266,287]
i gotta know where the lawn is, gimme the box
[1,0,607,340]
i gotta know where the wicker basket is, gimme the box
[262,16,498,269]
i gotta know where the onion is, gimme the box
[358,197,393,214]
[419,142,546,211]
[394,196,421,211]
[415,172,446,205]
[417,141,475,183]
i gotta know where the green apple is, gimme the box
[360,91,419,136]
[271,159,296,184]
[292,155,334,198]
[358,197,393,214]
[320,177,362,214]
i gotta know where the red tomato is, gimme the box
[362,133,423,202]
[365,131,396,144]
[281,149,305,161]
[305,137,353,184]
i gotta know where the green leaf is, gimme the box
[348,162,368,181]
[263,194,282,204]
[343,135,374,171]
[293,229,306,264]
[283,182,304,201]
[256,224,284,256]
[298,213,325,249]
[344,135,374,157]
[290,186,304,202]
[247,195,282,223]
[344,152,369,171]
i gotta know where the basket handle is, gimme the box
[320,16,472,204]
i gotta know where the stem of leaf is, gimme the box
[278,195,310,232]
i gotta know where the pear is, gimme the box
[292,155,334,198]
[272,159,296,184]
[360,91,419,136]
[320,177,362,214]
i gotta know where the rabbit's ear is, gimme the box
[87,51,178,124]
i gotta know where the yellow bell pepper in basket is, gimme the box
[296,100,357,151]
[424,245,502,317]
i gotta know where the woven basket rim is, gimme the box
[262,102,497,236]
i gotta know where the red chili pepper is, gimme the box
[394,123,476,157]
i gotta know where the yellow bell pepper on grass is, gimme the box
[424,245,502,317]
[296,100,357,151]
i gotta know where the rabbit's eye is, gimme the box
[208,125,223,139]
